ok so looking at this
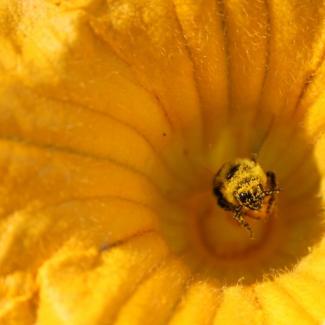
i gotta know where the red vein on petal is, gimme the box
[163,257,205,324]
[30,286,40,325]
[170,0,205,148]
[86,20,176,133]
[0,231,160,311]
[99,228,157,251]
[254,114,275,154]
[253,0,272,117]
[283,179,321,203]
[2,194,164,224]
[216,0,231,120]
[34,230,164,316]
[163,277,196,324]
[0,142,13,182]
[250,0,274,153]
[108,254,175,324]
[255,1,325,122]
[280,147,315,185]
[273,281,318,324]
[27,87,191,187]
[249,286,266,325]
[0,136,175,205]
[293,42,325,117]
[38,14,176,135]
[86,19,201,176]
[296,271,325,290]
[211,287,226,324]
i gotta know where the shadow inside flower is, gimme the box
[157,119,324,286]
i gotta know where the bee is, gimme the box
[212,157,280,238]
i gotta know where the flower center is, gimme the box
[156,123,324,284]
[184,190,271,259]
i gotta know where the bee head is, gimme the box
[235,185,265,210]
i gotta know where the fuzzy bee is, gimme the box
[212,158,280,238]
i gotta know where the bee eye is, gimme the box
[239,192,248,201]
[239,192,253,203]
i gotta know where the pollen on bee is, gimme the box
[212,157,280,237]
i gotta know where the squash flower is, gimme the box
[0,0,324,324]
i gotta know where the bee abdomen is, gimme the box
[213,187,235,211]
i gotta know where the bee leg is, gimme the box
[251,153,258,163]
[233,208,254,239]
[266,171,277,191]
[246,215,260,220]
[265,171,280,214]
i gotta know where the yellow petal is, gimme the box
[115,258,190,324]
[255,282,317,325]
[213,287,263,325]
[37,233,169,324]
[0,272,35,323]
[0,0,324,324]
[173,0,229,144]
[258,0,325,117]
[169,279,221,324]
[88,0,203,151]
